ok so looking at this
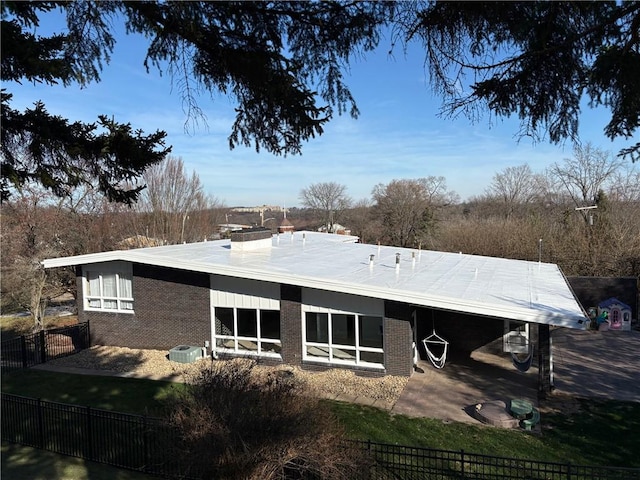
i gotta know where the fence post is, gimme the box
[37,398,44,449]
[39,330,47,363]
[86,405,93,461]
[460,449,465,477]
[567,462,571,480]
[86,320,91,348]
[21,336,28,368]
[143,415,149,473]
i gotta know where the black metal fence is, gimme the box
[355,440,640,480]
[0,322,90,372]
[1,393,180,478]
[2,393,638,480]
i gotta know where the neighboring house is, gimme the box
[219,223,252,234]
[317,223,351,235]
[42,228,588,388]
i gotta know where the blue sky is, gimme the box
[6,13,629,208]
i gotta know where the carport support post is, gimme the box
[537,324,552,397]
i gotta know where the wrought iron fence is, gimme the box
[2,393,638,480]
[1,394,180,478]
[352,440,640,480]
[0,322,90,371]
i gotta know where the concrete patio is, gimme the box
[391,327,640,424]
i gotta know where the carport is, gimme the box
[413,308,506,361]
[392,326,639,424]
[392,346,539,424]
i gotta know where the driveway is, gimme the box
[391,328,639,424]
[551,327,640,403]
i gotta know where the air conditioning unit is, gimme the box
[169,345,202,364]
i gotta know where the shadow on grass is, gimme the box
[1,442,154,480]
[542,398,640,468]
[2,364,185,417]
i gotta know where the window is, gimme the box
[214,307,281,356]
[85,268,133,312]
[503,320,529,353]
[303,311,384,368]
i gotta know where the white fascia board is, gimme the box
[42,251,132,268]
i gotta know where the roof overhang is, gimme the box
[43,231,588,329]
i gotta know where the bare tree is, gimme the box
[547,143,625,224]
[299,182,352,233]
[420,176,460,206]
[0,185,74,329]
[343,198,379,244]
[485,164,544,218]
[609,165,640,202]
[371,177,456,248]
[135,156,224,244]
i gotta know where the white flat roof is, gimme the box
[43,231,588,328]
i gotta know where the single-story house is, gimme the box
[42,228,588,391]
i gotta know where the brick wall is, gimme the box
[78,261,521,378]
[384,301,414,377]
[78,263,210,350]
[280,284,302,366]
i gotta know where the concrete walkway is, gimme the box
[31,363,186,383]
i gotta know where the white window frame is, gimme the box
[83,263,134,313]
[302,307,384,369]
[213,307,282,358]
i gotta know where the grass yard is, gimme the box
[1,442,154,480]
[331,400,640,468]
[1,369,184,417]
[3,369,639,468]
[2,316,638,470]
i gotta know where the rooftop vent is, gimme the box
[169,345,202,363]
[230,227,272,251]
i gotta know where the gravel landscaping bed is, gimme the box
[47,346,408,404]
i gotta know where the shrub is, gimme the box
[163,358,369,479]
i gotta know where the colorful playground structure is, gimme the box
[589,297,632,331]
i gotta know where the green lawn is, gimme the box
[330,400,640,467]
[1,369,184,416]
[3,369,639,468]
[1,442,154,480]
